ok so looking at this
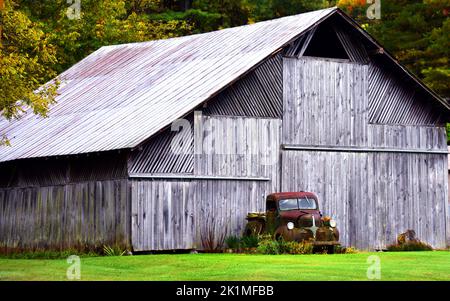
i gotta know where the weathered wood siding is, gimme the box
[282,151,448,249]
[282,57,447,148]
[282,57,449,249]
[0,179,131,250]
[131,180,195,251]
[283,57,368,146]
[131,179,269,251]
[131,115,281,251]
[194,114,280,186]
[0,151,128,188]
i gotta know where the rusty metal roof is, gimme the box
[0,8,336,162]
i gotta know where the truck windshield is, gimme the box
[279,198,317,211]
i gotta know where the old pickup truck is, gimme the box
[244,192,340,252]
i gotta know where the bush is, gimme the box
[225,236,241,250]
[387,241,433,252]
[102,245,129,256]
[256,237,313,255]
[241,235,259,249]
[256,239,280,255]
[335,246,358,254]
[283,241,314,255]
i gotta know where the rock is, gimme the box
[397,229,418,245]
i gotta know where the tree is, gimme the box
[193,0,250,27]
[338,0,450,141]
[17,0,191,73]
[0,1,59,144]
[1,0,191,144]
[421,16,450,97]
[338,0,449,99]
[244,0,333,22]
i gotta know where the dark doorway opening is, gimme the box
[303,24,350,60]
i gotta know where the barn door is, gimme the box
[131,180,196,251]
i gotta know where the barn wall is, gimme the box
[282,56,449,249]
[0,151,128,188]
[131,179,269,251]
[283,57,447,148]
[0,179,131,251]
[282,151,448,250]
[283,57,369,146]
[194,114,280,185]
[0,152,131,251]
[131,115,281,251]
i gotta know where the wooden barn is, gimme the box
[1,7,449,252]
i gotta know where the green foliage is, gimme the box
[194,0,250,27]
[446,124,450,144]
[243,0,333,21]
[267,0,332,18]
[149,9,222,33]
[0,248,100,259]
[256,237,280,254]
[254,234,338,255]
[339,0,450,100]
[0,1,59,124]
[282,241,314,254]
[387,241,433,252]
[335,245,358,254]
[241,235,259,249]
[102,245,129,256]
[15,0,191,74]
[225,235,241,250]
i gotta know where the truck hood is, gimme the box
[279,210,321,223]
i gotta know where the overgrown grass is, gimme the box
[387,241,433,252]
[0,245,129,259]
[0,251,449,281]
[0,249,101,260]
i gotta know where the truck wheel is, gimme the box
[326,246,335,254]
[244,221,263,236]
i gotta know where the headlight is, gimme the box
[287,222,295,230]
[329,219,337,228]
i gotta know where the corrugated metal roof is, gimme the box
[0,7,336,162]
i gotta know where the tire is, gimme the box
[326,245,335,254]
[244,221,263,236]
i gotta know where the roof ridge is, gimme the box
[100,7,338,50]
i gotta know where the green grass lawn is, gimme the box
[0,251,449,281]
